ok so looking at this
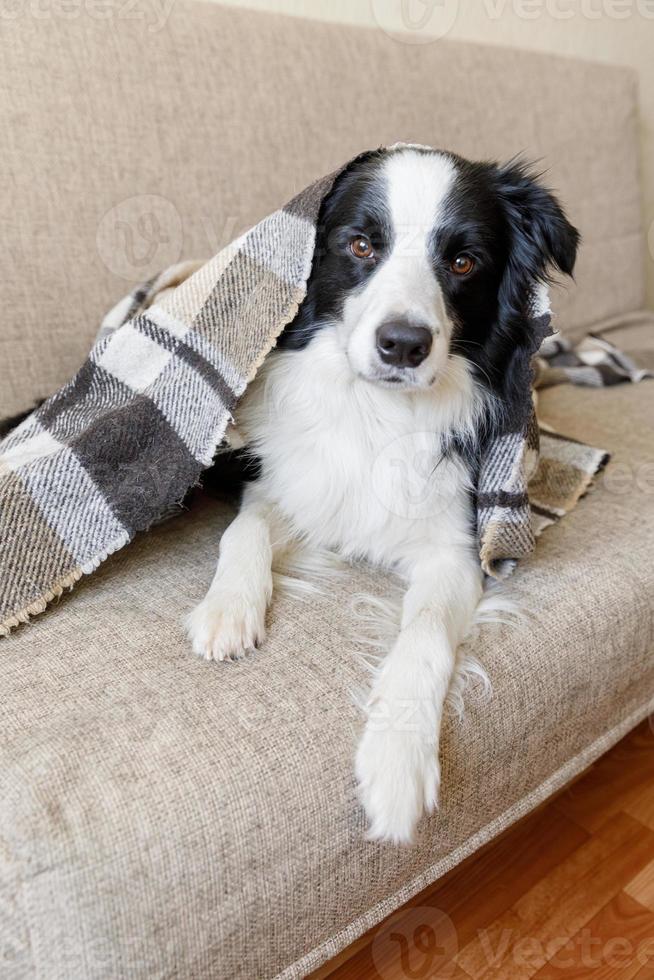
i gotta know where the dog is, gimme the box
[185,146,579,843]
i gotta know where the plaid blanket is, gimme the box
[0,148,650,636]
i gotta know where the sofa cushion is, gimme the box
[2,320,653,979]
[0,1,644,418]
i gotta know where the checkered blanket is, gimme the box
[0,148,650,635]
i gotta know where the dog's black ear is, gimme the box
[485,163,580,421]
[490,160,580,360]
[495,159,580,286]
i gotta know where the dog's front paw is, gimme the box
[355,721,440,844]
[184,589,266,662]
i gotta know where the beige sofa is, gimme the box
[1,4,654,978]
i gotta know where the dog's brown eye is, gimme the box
[451,254,475,276]
[350,235,374,259]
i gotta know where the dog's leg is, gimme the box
[185,488,289,661]
[355,550,482,843]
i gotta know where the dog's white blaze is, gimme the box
[343,150,457,388]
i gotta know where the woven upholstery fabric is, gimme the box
[0,1,644,419]
[1,322,653,979]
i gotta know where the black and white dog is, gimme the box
[186,146,579,843]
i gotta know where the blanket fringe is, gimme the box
[0,531,130,637]
[0,566,84,636]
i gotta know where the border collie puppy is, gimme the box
[186,146,579,843]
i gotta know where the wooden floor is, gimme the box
[315,719,654,980]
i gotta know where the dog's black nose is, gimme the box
[375,321,433,368]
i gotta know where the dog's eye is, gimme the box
[350,235,374,260]
[450,254,475,276]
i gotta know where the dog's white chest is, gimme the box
[234,333,475,566]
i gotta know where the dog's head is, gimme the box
[283,147,579,398]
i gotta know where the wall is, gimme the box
[211,0,654,310]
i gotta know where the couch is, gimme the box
[1,3,653,978]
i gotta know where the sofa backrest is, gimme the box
[0,1,644,416]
